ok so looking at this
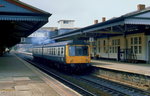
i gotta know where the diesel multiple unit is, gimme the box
[32,41,91,71]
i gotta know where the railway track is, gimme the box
[17,53,150,96]
[16,53,96,96]
[79,76,150,96]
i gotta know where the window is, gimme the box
[112,40,114,46]
[111,39,120,53]
[104,47,106,53]
[50,48,52,55]
[130,37,142,54]
[131,38,133,45]
[139,46,142,54]
[69,46,88,56]
[54,47,56,55]
[98,41,101,53]
[103,40,106,46]
[109,47,111,53]
[131,46,133,53]
[61,47,64,56]
[58,48,60,56]
[139,37,141,44]
[103,40,107,53]
[52,48,54,55]
[134,37,138,44]
[69,46,75,56]
[112,47,114,53]
[134,46,138,54]
[115,46,117,53]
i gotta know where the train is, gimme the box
[32,40,91,72]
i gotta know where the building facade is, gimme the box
[89,33,147,62]
[52,4,150,63]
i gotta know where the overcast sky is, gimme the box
[21,0,150,28]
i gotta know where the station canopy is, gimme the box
[0,0,51,48]
[52,6,150,41]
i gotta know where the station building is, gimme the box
[52,4,150,63]
[89,5,150,63]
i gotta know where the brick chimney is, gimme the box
[137,4,145,11]
[102,17,106,22]
[94,20,98,24]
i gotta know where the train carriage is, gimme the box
[32,40,91,71]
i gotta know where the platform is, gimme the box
[0,53,80,96]
[92,59,150,76]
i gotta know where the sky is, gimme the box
[20,0,150,28]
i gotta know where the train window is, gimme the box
[43,48,45,54]
[52,48,54,55]
[36,48,38,53]
[52,48,53,55]
[69,46,75,56]
[47,48,49,54]
[50,48,52,55]
[54,47,55,55]
[61,47,64,56]
[53,48,55,55]
[56,47,58,55]
[51,48,53,55]
[55,47,57,55]
[35,48,37,53]
[37,48,39,53]
[46,48,47,54]
[54,47,56,55]
[69,46,88,56]
[58,48,60,56]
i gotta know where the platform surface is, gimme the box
[92,59,150,76]
[0,53,80,96]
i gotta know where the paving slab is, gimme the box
[0,53,80,96]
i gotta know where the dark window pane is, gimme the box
[69,46,88,56]
[134,37,138,44]
[139,46,142,54]
[139,37,141,44]
[131,38,133,45]
[134,46,138,54]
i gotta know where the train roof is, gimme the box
[44,40,89,47]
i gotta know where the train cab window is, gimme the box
[69,46,75,56]
[69,46,88,56]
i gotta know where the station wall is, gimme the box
[89,32,148,62]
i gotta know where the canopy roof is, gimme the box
[0,0,51,48]
[52,6,150,41]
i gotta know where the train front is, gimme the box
[66,44,91,69]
